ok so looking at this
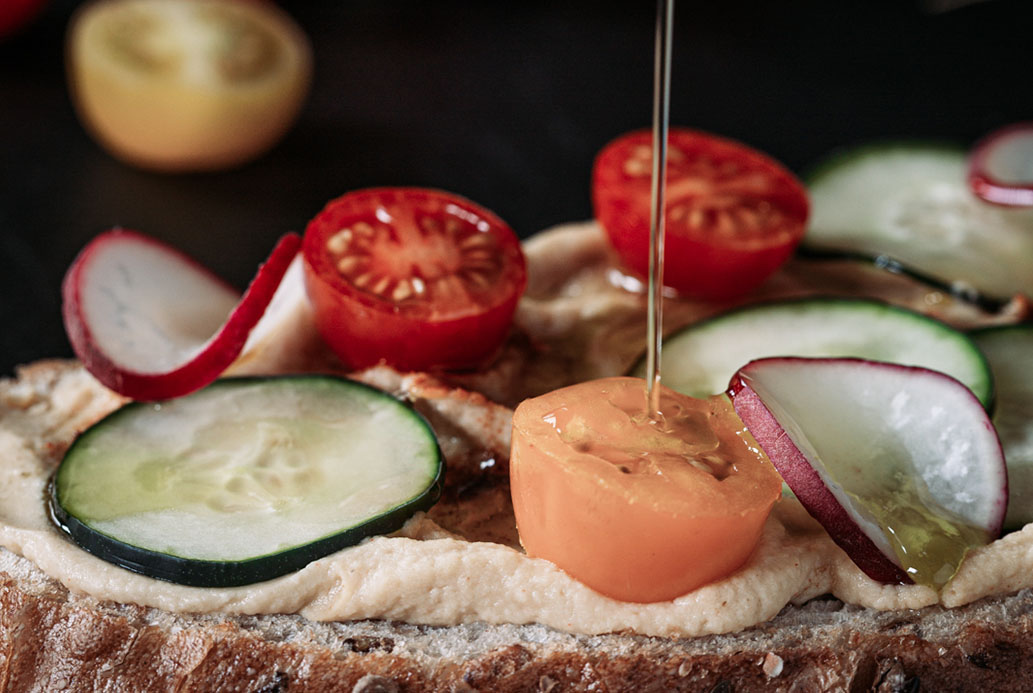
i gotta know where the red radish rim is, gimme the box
[62,229,301,400]
[728,364,912,585]
[967,122,1033,207]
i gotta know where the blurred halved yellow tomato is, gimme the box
[67,0,312,172]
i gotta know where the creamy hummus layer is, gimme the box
[1,359,1031,639]
[0,222,1029,638]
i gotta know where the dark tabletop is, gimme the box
[2,0,1031,377]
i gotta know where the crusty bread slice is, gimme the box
[3,362,1033,692]
[4,542,1033,692]
[4,222,1032,691]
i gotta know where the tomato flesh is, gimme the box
[302,188,527,371]
[593,128,809,300]
[510,377,782,603]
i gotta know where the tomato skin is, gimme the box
[510,377,782,603]
[302,188,527,372]
[0,0,45,39]
[593,128,809,300]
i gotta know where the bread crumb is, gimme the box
[352,675,399,693]
[763,652,784,677]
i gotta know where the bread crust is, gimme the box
[4,542,1033,692]
[4,359,1033,691]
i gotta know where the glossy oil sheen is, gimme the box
[541,380,738,481]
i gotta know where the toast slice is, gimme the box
[3,223,1032,691]
[3,360,1033,692]
[4,541,1033,692]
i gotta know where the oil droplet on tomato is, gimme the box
[541,379,749,480]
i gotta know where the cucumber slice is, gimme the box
[971,324,1033,530]
[805,143,1033,300]
[50,375,443,587]
[636,298,993,407]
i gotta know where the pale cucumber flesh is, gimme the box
[638,298,992,407]
[805,143,1033,300]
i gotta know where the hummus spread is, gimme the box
[0,222,1030,639]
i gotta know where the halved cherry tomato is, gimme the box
[0,0,45,39]
[67,0,311,172]
[592,128,809,300]
[302,188,527,372]
[510,377,782,603]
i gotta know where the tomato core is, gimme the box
[511,377,782,603]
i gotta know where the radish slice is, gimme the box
[729,357,1007,587]
[62,229,301,400]
[968,123,1033,207]
[227,253,345,376]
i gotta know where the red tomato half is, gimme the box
[593,128,809,300]
[302,188,527,371]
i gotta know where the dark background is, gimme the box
[2,0,1031,377]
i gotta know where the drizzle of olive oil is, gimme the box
[847,472,989,588]
[645,0,675,421]
[540,2,750,489]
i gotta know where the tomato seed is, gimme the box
[327,229,352,255]
[371,275,391,296]
[623,156,650,178]
[462,270,491,289]
[336,256,365,276]
[462,248,496,262]
[392,280,413,302]
[460,233,495,249]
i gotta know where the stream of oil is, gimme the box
[645,0,674,420]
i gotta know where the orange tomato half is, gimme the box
[510,377,782,603]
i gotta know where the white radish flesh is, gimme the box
[62,229,300,400]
